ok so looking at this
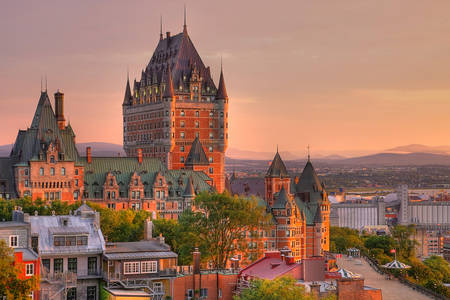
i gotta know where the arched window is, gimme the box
[134,179,138,186]
[61,167,66,176]
[50,156,55,163]
[50,168,55,176]
[39,168,44,176]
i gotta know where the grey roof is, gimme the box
[10,92,81,165]
[216,69,228,99]
[272,186,290,209]
[266,151,289,178]
[162,67,175,98]
[183,177,195,197]
[123,77,132,105]
[30,213,105,255]
[14,248,39,261]
[185,137,209,166]
[103,251,177,260]
[0,221,29,228]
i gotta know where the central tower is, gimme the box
[122,18,229,192]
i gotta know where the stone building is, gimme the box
[122,18,228,192]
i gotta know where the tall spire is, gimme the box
[183,4,187,34]
[307,144,310,162]
[160,15,163,40]
[216,59,228,100]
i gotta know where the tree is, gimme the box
[423,256,450,283]
[0,240,38,299]
[391,225,417,259]
[190,192,270,269]
[329,227,363,253]
[234,276,335,300]
[364,235,397,259]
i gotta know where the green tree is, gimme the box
[364,235,396,257]
[0,240,38,299]
[391,225,417,259]
[190,192,270,269]
[234,276,335,300]
[423,255,450,283]
[329,227,363,253]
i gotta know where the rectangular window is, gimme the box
[67,287,76,300]
[180,156,185,163]
[88,257,97,275]
[180,146,185,152]
[124,262,140,274]
[77,235,88,246]
[68,258,77,273]
[200,288,208,297]
[157,191,160,199]
[87,286,97,300]
[54,258,63,273]
[180,132,185,139]
[25,263,34,276]
[66,236,76,246]
[9,235,18,247]
[42,259,50,272]
[141,261,157,273]
[153,282,163,293]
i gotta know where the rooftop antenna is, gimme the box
[183,4,187,33]
[160,15,163,40]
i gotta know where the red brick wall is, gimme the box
[173,273,237,300]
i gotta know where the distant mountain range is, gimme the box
[0,142,125,157]
[1,142,450,166]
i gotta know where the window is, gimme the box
[24,169,29,176]
[209,146,213,152]
[67,287,76,300]
[195,111,199,117]
[153,282,163,293]
[40,168,44,176]
[195,121,199,128]
[75,179,79,187]
[180,132,185,139]
[61,167,66,175]
[50,155,55,163]
[65,236,76,246]
[209,132,213,139]
[68,258,77,273]
[180,156,184,163]
[124,262,140,274]
[209,168,213,174]
[31,236,38,253]
[54,258,63,273]
[87,286,97,300]
[74,191,79,200]
[180,146,185,152]
[187,289,194,299]
[209,157,213,163]
[141,261,157,273]
[132,191,136,199]
[25,263,34,276]
[50,167,55,176]
[209,121,213,128]
[88,257,97,275]
[9,235,18,247]
[209,111,213,117]
[42,259,50,272]
[200,288,208,297]
[181,110,185,116]
[25,180,29,187]
[75,169,79,175]
[180,121,185,128]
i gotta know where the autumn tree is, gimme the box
[391,224,417,259]
[0,240,38,299]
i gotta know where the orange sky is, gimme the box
[1,0,450,157]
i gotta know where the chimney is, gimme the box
[12,206,24,222]
[86,147,92,164]
[166,31,171,39]
[193,247,201,274]
[137,148,143,164]
[159,233,165,245]
[144,217,153,241]
[54,90,66,130]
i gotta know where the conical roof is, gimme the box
[266,151,289,178]
[314,205,323,223]
[296,160,323,194]
[216,69,228,99]
[272,186,290,209]
[163,67,175,98]
[184,177,195,197]
[185,137,209,166]
[123,77,132,105]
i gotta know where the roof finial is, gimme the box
[183,4,187,33]
[160,15,163,40]
[45,74,47,92]
[307,144,310,162]
[276,144,279,153]
[220,55,223,73]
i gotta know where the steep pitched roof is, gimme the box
[266,151,289,178]
[123,76,132,105]
[272,186,290,209]
[185,137,209,166]
[183,177,195,197]
[162,67,175,98]
[10,92,81,164]
[216,69,228,99]
[144,32,216,93]
[295,160,323,195]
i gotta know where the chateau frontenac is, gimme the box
[122,21,228,192]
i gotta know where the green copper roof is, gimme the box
[185,137,209,166]
[266,151,289,178]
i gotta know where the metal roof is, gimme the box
[103,251,177,260]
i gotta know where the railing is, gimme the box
[159,268,177,277]
[41,271,77,286]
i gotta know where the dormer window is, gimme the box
[134,179,138,186]
[110,179,114,186]
[50,156,55,163]
[159,179,163,186]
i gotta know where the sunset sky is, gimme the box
[1,0,450,157]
